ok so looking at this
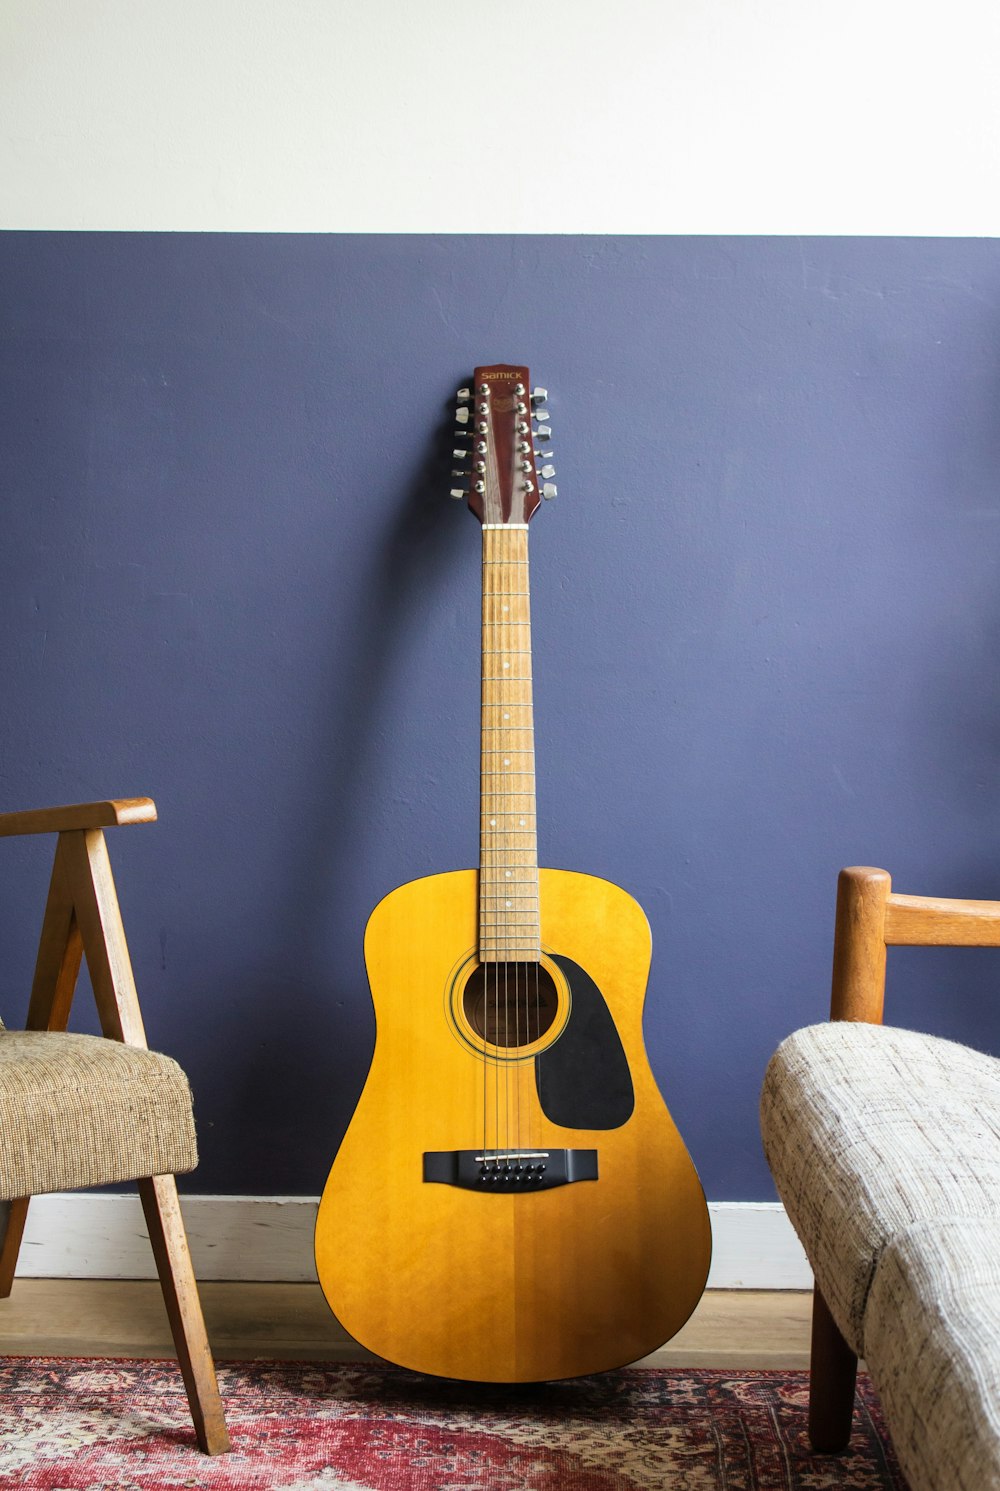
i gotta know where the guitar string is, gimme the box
[503,526,512,1169]
[489,527,499,1168]
[485,524,491,1162]
[515,530,523,1164]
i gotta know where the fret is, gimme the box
[480,931,539,939]
[480,949,541,958]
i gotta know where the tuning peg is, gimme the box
[531,387,548,403]
[542,482,558,500]
[455,406,471,425]
[536,448,553,459]
[452,449,468,461]
[535,424,552,440]
[540,463,556,479]
[456,387,472,401]
[449,486,466,500]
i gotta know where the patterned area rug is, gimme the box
[0,1359,908,1490]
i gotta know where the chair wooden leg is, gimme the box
[138,1175,230,1455]
[809,1283,859,1452]
[0,1200,30,1298]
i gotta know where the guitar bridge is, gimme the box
[423,1148,598,1191]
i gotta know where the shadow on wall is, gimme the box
[210,397,469,1193]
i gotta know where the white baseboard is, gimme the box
[9,1194,812,1290]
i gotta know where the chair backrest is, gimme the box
[830,866,1000,1023]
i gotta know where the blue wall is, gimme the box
[2,233,1000,1198]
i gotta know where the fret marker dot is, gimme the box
[519,819,526,826]
[502,604,509,613]
[505,870,512,878]
[506,901,512,908]
[503,713,509,720]
[502,661,510,669]
[503,758,510,765]
[490,818,496,826]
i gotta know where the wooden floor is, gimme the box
[0,1283,813,1369]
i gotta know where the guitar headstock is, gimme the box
[450,364,557,523]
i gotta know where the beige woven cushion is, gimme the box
[0,1030,197,1198]
[760,1022,1000,1354]
[866,1219,1000,1491]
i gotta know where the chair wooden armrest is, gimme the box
[885,891,1000,946]
[0,799,157,838]
[830,866,1000,1024]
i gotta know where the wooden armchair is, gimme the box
[809,866,1000,1452]
[0,798,229,1455]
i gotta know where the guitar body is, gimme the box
[315,866,711,1382]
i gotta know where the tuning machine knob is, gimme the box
[542,482,558,500]
[452,449,468,462]
[456,406,471,425]
[540,463,556,479]
[531,387,548,403]
[456,386,472,401]
[449,486,466,500]
[535,424,552,440]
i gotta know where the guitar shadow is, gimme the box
[209,394,474,1193]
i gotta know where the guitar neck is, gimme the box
[479,524,540,962]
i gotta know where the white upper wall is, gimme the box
[2,0,998,234]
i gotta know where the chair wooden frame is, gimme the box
[0,799,230,1455]
[810,864,1000,1453]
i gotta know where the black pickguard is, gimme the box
[535,954,634,1129]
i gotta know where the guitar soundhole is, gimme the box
[463,962,560,1049]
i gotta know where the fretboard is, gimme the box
[479,525,540,962]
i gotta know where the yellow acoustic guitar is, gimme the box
[315,364,711,1382]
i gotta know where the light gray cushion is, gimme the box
[760,1022,1000,1354]
[866,1219,1000,1491]
[0,1030,197,1198]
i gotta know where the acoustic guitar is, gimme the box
[315,364,711,1382]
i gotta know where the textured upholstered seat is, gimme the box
[761,1020,1000,1356]
[866,1219,1000,1491]
[0,1029,197,1200]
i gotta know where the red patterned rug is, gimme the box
[0,1359,907,1490]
